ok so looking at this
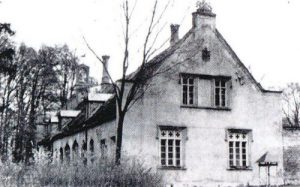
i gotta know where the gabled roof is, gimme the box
[59,110,81,118]
[214,30,281,94]
[39,97,116,145]
[257,151,278,166]
[87,93,113,102]
[125,29,194,82]
[50,116,59,123]
[125,28,281,94]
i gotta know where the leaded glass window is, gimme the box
[228,131,249,169]
[160,129,182,167]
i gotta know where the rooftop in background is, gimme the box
[87,93,113,102]
[59,110,81,118]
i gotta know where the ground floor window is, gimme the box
[227,129,251,169]
[159,127,185,168]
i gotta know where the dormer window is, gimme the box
[202,47,210,62]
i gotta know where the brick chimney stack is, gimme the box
[101,55,110,84]
[192,1,216,31]
[170,24,180,46]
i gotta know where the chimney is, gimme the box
[192,1,216,31]
[101,55,110,84]
[170,24,180,46]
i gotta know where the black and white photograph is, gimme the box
[0,0,300,186]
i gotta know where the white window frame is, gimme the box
[159,128,183,168]
[227,130,250,169]
[214,79,227,107]
[182,76,195,106]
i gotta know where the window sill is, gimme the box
[158,166,187,170]
[227,167,252,171]
[180,105,231,111]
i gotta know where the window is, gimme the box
[90,139,95,163]
[59,147,63,163]
[227,130,250,169]
[214,79,227,107]
[45,124,52,135]
[180,74,231,109]
[81,140,87,165]
[202,47,210,62]
[182,77,195,105]
[72,140,79,160]
[90,139,94,153]
[159,128,183,168]
[65,144,70,164]
[100,139,107,158]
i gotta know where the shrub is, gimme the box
[36,158,163,187]
[0,156,163,186]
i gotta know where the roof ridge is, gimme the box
[125,28,193,81]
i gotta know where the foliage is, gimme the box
[283,145,300,185]
[283,83,300,127]
[0,157,163,187]
[0,29,81,163]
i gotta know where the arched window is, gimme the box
[81,140,87,165]
[90,139,95,163]
[90,139,94,153]
[65,144,70,164]
[59,147,63,163]
[72,140,79,161]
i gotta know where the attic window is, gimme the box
[202,47,210,62]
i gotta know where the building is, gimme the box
[39,3,284,186]
[282,119,300,184]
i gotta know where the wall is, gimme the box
[52,120,116,164]
[283,128,300,184]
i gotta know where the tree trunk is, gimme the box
[115,113,124,164]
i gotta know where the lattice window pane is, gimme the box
[160,129,183,167]
[228,131,249,169]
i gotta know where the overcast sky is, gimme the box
[0,0,298,89]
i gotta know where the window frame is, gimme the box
[214,79,228,108]
[180,73,231,110]
[158,126,186,169]
[226,129,252,170]
[181,76,196,106]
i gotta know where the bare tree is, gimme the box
[84,0,180,164]
[283,83,300,128]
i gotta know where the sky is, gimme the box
[0,0,299,89]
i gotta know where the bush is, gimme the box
[38,160,162,186]
[0,157,163,186]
